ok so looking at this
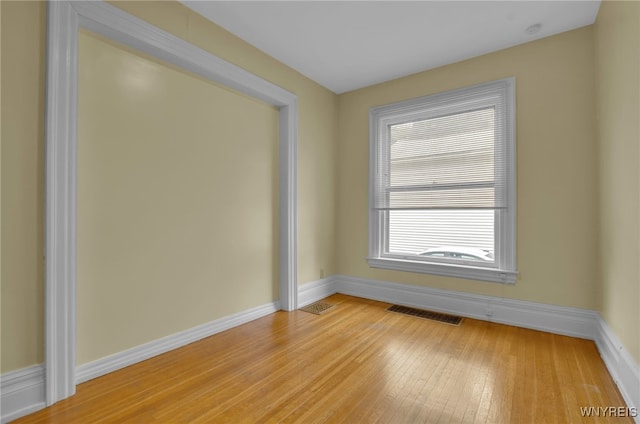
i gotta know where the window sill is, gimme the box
[367,257,517,284]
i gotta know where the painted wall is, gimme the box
[336,27,599,310]
[0,1,338,372]
[594,0,640,363]
[1,0,637,375]
[1,1,46,373]
[114,1,339,287]
[76,32,280,364]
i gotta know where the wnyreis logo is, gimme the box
[580,406,637,418]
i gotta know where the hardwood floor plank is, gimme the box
[13,294,632,423]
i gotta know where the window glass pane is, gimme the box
[389,108,495,190]
[387,209,494,262]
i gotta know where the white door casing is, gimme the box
[46,0,298,405]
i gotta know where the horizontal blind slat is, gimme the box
[374,100,509,211]
[387,210,494,255]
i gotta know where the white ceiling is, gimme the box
[181,1,601,94]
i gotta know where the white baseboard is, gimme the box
[0,365,46,424]
[332,275,639,418]
[594,316,640,422]
[76,300,280,383]
[1,301,280,422]
[4,276,638,422]
[298,276,338,307]
[334,275,598,339]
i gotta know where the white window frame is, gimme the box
[367,78,517,284]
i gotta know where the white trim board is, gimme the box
[0,301,279,423]
[46,0,298,406]
[300,275,597,338]
[594,316,640,422]
[334,275,597,339]
[76,301,280,384]
[0,365,46,424]
[297,276,337,308]
[5,276,637,422]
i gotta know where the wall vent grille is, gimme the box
[299,302,335,315]
[387,305,462,325]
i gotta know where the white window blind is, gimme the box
[368,78,517,283]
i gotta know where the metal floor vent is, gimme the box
[387,305,463,326]
[299,302,335,315]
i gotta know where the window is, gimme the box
[368,78,517,283]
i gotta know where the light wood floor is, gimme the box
[15,294,631,423]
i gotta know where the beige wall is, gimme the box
[1,1,337,372]
[594,0,640,363]
[1,0,638,375]
[337,27,599,309]
[76,32,281,364]
[113,1,339,286]
[1,1,46,373]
